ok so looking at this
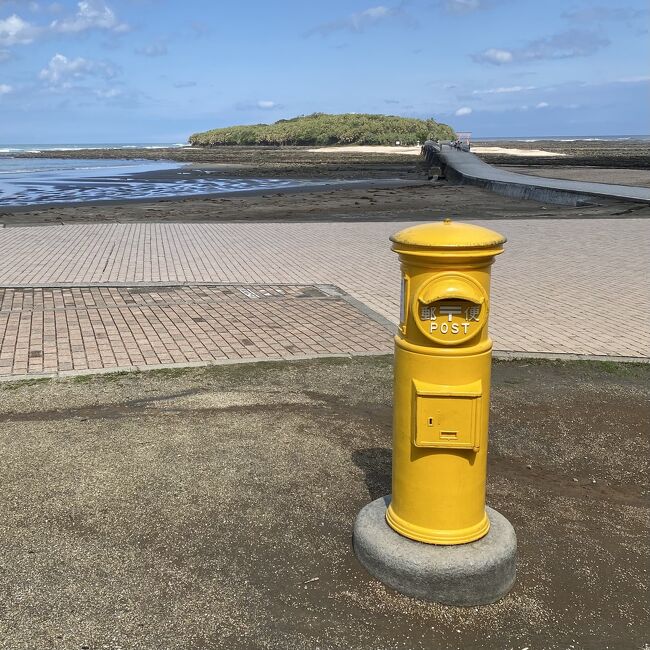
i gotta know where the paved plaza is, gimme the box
[0,285,391,376]
[0,218,648,377]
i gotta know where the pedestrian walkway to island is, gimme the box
[423,142,650,205]
[0,218,647,378]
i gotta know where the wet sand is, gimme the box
[3,177,648,228]
[1,163,411,210]
[3,142,650,227]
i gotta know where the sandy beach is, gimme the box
[309,144,568,157]
[471,146,565,157]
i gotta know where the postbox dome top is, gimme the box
[390,219,506,251]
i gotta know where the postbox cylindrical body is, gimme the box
[386,219,506,545]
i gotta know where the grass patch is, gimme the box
[1,355,645,392]
[573,359,650,377]
[0,377,51,390]
[98,370,140,382]
[147,367,194,379]
[494,356,650,378]
[70,374,96,384]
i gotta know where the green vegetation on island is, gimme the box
[189,113,455,147]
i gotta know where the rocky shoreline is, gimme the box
[473,138,650,169]
[9,146,428,180]
[8,140,650,177]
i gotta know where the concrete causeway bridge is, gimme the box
[422,141,650,206]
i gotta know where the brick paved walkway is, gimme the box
[0,219,647,377]
[0,285,392,376]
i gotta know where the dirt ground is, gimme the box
[0,356,648,650]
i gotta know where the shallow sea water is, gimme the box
[0,158,331,207]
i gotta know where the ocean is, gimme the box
[474,135,650,142]
[0,143,190,153]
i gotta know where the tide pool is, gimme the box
[0,158,332,207]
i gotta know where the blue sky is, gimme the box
[0,0,648,142]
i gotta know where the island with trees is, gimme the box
[189,112,455,147]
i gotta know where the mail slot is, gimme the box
[415,273,488,346]
[413,379,482,451]
[387,219,506,545]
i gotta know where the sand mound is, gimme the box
[307,145,421,155]
[471,146,565,157]
[308,145,565,157]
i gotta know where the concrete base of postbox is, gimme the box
[353,496,516,606]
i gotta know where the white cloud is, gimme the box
[39,52,116,88]
[473,47,513,64]
[562,6,648,24]
[0,2,126,50]
[306,4,409,36]
[136,41,168,57]
[472,85,536,95]
[615,75,650,84]
[473,30,609,65]
[0,48,12,62]
[443,0,481,13]
[519,30,609,61]
[536,101,549,108]
[455,106,472,116]
[0,13,41,45]
[94,87,121,98]
[236,99,283,111]
[0,82,12,94]
[50,1,128,34]
[359,6,390,20]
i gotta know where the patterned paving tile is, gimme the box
[0,285,393,376]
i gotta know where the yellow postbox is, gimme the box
[386,218,506,545]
